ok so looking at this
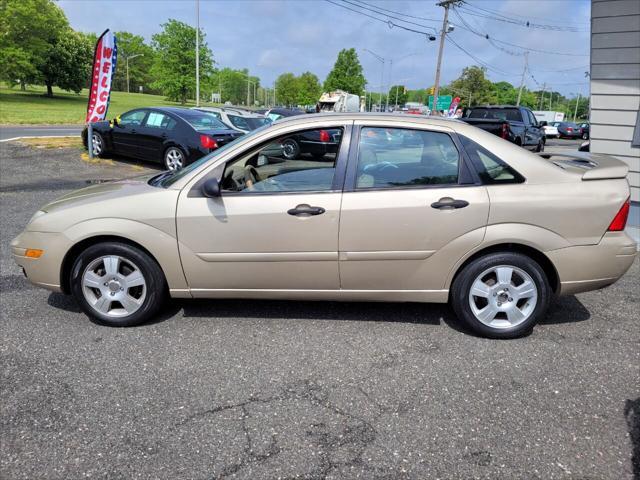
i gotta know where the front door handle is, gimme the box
[431,197,469,210]
[287,204,326,216]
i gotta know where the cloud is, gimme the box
[257,49,288,69]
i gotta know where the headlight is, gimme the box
[29,210,47,224]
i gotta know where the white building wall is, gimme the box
[590,0,640,205]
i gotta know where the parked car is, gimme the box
[193,107,270,133]
[461,105,546,152]
[82,107,243,170]
[15,113,635,339]
[553,122,582,139]
[578,122,590,140]
[542,123,559,138]
[264,108,306,122]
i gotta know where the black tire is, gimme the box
[282,138,300,159]
[89,131,106,157]
[164,146,186,171]
[450,252,552,339]
[70,242,167,327]
[582,132,589,140]
[536,140,545,152]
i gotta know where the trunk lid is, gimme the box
[538,152,629,180]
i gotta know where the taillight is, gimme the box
[319,130,330,142]
[200,135,218,149]
[608,197,630,231]
[500,123,508,139]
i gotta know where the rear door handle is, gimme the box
[287,204,326,216]
[431,198,469,210]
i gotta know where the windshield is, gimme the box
[228,114,269,131]
[157,124,269,188]
[178,111,228,131]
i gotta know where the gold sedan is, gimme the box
[11,114,636,338]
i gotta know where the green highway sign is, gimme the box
[428,95,452,111]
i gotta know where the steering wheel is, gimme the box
[243,165,261,189]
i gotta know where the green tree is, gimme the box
[113,31,155,93]
[150,19,214,104]
[0,0,69,90]
[324,48,366,96]
[449,66,494,107]
[405,89,428,104]
[388,85,408,107]
[275,72,299,107]
[296,71,322,106]
[40,30,93,96]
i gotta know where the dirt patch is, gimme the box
[18,136,83,150]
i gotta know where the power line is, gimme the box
[445,36,520,77]
[351,0,441,23]
[459,5,587,32]
[462,2,587,27]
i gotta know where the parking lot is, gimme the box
[1,140,638,479]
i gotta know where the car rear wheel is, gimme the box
[582,132,589,140]
[164,147,185,171]
[282,139,300,159]
[450,252,551,339]
[70,242,167,327]
[536,140,545,152]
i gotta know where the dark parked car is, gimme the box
[281,128,342,159]
[265,108,306,123]
[578,122,590,140]
[82,107,243,170]
[461,105,546,152]
[552,121,582,139]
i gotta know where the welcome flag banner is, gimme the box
[86,29,117,123]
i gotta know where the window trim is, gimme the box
[189,124,352,198]
[343,125,479,192]
[458,134,526,185]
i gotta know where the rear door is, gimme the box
[338,122,490,293]
[138,111,179,161]
[111,109,148,156]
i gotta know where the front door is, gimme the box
[138,111,178,162]
[112,109,148,156]
[339,124,490,293]
[176,124,350,294]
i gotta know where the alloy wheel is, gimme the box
[91,133,103,156]
[81,255,147,318]
[468,265,538,329]
[165,148,184,171]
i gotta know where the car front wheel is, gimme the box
[70,242,167,327]
[450,252,551,338]
[91,132,106,157]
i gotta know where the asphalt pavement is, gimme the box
[1,141,638,479]
[0,125,83,142]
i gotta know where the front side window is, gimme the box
[220,127,344,193]
[355,127,459,189]
[119,110,147,126]
[459,135,524,184]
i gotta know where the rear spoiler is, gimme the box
[538,152,629,180]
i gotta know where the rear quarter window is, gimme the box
[459,135,525,184]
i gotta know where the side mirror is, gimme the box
[202,178,221,198]
[539,121,547,127]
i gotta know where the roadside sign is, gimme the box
[428,95,452,112]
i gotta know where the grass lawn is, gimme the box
[0,84,216,125]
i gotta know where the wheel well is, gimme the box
[451,243,559,293]
[60,235,163,294]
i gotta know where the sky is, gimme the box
[58,0,592,97]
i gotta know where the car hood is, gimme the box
[27,172,179,235]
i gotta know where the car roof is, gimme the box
[271,112,463,127]
[195,106,265,118]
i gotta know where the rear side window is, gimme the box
[465,108,523,122]
[356,127,459,189]
[459,135,524,184]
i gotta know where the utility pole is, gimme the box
[516,51,529,106]
[573,93,581,121]
[539,83,545,110]
[433,1,459,114]
[363,49,385,111]
[195,0,200,106]
[385,59,392,112]
[126,54,143,93]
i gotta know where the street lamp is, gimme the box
[386,52,419,111]
[363,48,385,112]
[126,54,143,93]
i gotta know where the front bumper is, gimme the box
[547,231,637,295]
[11,230,70,293]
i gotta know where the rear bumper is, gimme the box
[547,231,637,295]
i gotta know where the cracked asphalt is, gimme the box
[1,142,639,479]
